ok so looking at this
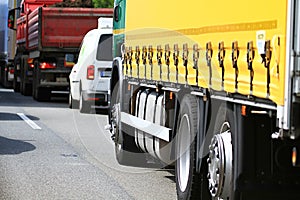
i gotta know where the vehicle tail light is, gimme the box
[27,58,34,68]
[292,147,297,167]
[9,68,14,74]
[87,65,95,80]
[39,62,56,69]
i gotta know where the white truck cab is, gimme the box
[69,18,113,113]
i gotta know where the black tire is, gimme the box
[68,92,79,109]
[32,83,36,99]
[32,62,50,102]
[21,83,32,96]
[13,66,20,93]
[32,75,37,100]
[206,103,237,199]
[175,94,205,200]
[2,76,9,88]
[13,55,21,92]
[2,71,10,88]
[20,56,32,96]
[115,123,147,166]
[79,91,90,113]
[111,79,147,167]
[13,79,20,92]
[34,87,51,102]
[32,63,38,100]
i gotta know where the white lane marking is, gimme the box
[17,113,42,130]
[0,88,14,92]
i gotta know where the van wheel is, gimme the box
[175,94,205,200]
[79,91,90,113]
[69,91,78,109]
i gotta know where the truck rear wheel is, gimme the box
[111,78,147,167]
[207,103,236,199]
[33,87,51,102]
[32,63,51,102]
[21,82,32,96]
[13,79,20,92]
[175,94,204,199]
[115,123,147,166]
[20,55,32,96]
[13,58,21,92]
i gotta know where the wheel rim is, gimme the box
[177,114,191,192]
[112,103,121,137]
[207,122,232,199]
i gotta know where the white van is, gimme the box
[69,18,113,113]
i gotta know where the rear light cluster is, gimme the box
[9,68,14,74]
[4,67,14,74]
[87,65,95,80]
[27,58,56,69]
[39,62,56,69]
[27,58,34,68]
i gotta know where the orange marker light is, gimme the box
[292,147,297,167]
[169,92,173,100]
[241,105,247,116]
[27,58,33,64]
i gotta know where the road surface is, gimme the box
[0,88,176,200]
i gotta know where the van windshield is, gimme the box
[96,34,113,61]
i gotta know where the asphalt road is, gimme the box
[0,88,176,200]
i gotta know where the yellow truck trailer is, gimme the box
[109,0,300,199]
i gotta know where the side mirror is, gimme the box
[8,9,16,30]
[113,5,121,22]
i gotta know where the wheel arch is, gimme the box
[110,57,123,99]
[109,57,123,125]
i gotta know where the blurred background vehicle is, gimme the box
[0,0,19,88]
[8,0,113,101]
[69,18,113,113]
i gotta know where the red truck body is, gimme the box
[20,0,63,14]
[17,7,113,50]
[13,0,113,101]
